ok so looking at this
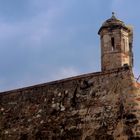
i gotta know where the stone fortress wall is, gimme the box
[1,67,140,140]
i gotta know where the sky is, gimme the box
[0,0,140,92]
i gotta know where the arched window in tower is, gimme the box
[111,37,115,51]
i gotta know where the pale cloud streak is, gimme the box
[50,67,80,81]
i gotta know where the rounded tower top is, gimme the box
[98,12,130,34]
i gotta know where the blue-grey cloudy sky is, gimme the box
[0,0,140,91]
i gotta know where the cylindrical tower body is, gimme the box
[98,13,133,71]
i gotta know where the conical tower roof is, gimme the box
[98,12,130,34]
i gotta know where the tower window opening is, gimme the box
[111,37,115,51]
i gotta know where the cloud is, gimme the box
[0,0,109,91]
[50,67,80,81]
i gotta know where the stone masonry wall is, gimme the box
[0,67,140,140]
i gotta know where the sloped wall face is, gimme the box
[0,68,139,140]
